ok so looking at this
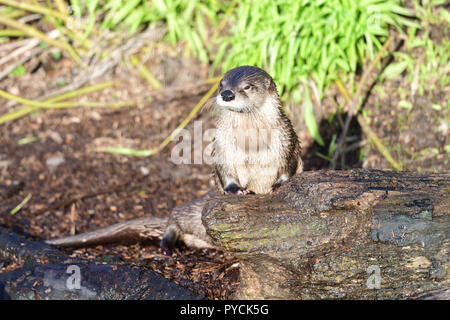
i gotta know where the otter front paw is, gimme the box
[270,174,289,193]
[224,183,254,195]
[270,184,282,194]
[160,242,173,256]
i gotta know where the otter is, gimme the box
[47,66,303,255]
[160,66,302,253]
[212,65,303,195]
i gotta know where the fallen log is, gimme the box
[203,170,449,299]
[45,169,449,299]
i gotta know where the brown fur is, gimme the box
[161,190,216,253]
[212,66,302,194]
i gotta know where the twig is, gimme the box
[0,36,39,66]
[0,81,114,122]
[0,88,136,109]
[334,71,403,171]
[0,14,83,65]
[357,115,402,170]
[212,0,238,41]
[0,29,61,81]
[0,29,24,37]
[309,76,321,109]
[146,77,221,97]
[53,0,67,15]
[45,81,115,102]
[0,75,216,125]
[343,140,367,153]
[0,37,35,51]
[0,0,69,23]
[18,13,42,23]
[69,204,77,236]
[0,89,139,125]
[101,78,221,157]
[129,54,162,89]
[10,193,32,215]
[33,26,167,102]
[2,27,164,112]
[330,36,393,168]
[157,79,220,152]
[0,46,44,81]
[39,2,92,50]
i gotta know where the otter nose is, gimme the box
[221,90,235,102]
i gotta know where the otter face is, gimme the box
[216,66,276,113]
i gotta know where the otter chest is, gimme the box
[220,126,282,193]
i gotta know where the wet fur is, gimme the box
[160,190,215,254]
[212,66,302,194]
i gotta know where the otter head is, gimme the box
[216,66,278,113]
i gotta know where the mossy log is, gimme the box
[202,170,449,299]
[43,169,449,300]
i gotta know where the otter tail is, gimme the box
[160,224,180,255]
[46,217,167,247]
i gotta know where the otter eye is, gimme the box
[243,85,251,90]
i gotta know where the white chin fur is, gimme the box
[215,95,251,112]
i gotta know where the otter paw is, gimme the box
[224,183,254,195]
[271,175,289,194]
[236,188,255,195]
[270,185,280,194]
[161,244,173,256]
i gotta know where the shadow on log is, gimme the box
[203,170,449,299]
[0,226,202,300]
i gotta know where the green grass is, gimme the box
[9,64,26,75]
[73,0,227,62]
[216,1,415,94]
[76,0,416,96]
[70,0,418,144]
[1,0,442,147]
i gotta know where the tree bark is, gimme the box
[202,170,449,299]
[40,169,449,299]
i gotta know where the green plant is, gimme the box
[74,0,228,62]
[212,0,415,144]
[0,0,424,147]
[9,64,26,75]
[383,1,450,96]
[68,0,416,144]
[216,1,413,93]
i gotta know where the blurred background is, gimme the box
[0,0,448,298]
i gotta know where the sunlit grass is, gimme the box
[69,0,417,144]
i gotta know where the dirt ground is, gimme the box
[0,23,448,299]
